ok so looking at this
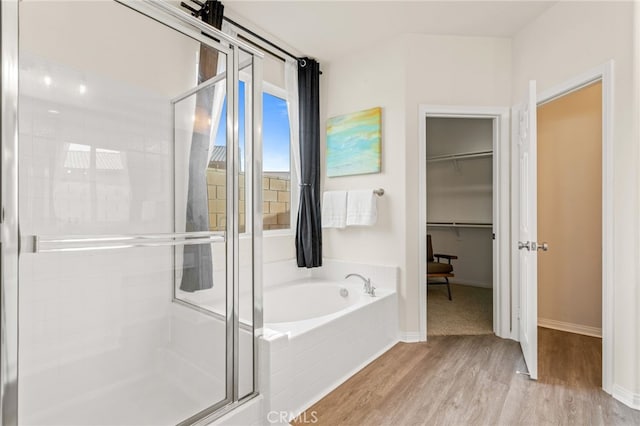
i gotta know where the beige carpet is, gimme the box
[427,283,493,336]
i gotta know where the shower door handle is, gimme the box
[20,232,226,254]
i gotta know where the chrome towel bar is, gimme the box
[21,231,226,254]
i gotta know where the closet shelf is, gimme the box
[427,221,492,229]
[426,150,493,163]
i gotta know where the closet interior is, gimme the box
[426,117,494,335]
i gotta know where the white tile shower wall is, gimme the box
[17,37,231,424]
[158,304,255,406]
[212,395,265,426]
[159,304,227,403]
[19,60,174,237]
[18,248,173,419]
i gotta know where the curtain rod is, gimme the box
[223,16,301,63]
[224,16,322,74]
[237,34,286,63]
[180,1,321,71]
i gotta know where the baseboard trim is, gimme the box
[612,384,640,410]
[399,332,421,342]
[538,318,602,338]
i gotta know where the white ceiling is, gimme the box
[224,1,556,63]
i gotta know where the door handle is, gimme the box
[536,242,549,251]
[518,241,549,251]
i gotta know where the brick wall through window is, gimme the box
[206,168,291,232]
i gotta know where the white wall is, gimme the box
[403,34,512,334]
[322,36,409,328]
[511,0,638,400]
[322,34,511,334]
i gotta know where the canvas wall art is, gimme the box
[326,106,381,177]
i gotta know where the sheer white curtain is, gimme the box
[207,21,236,161]
[285,58,301,183]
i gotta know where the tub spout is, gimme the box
[345,273,375,296]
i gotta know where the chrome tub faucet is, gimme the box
[345,273,376,297]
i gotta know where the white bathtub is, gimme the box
[177,262,399,424]
[260,275,398,423]
[264,278,393,336]
[265,279,362,323]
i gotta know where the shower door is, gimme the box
[1,1,262,425]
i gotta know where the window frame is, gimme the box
[237,74,297,236]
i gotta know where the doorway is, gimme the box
[418,106,511,341]
[513,62,614,391]
[425,117,494,336]
[537,81,603,386]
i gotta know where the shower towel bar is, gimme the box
[21,231,226,254]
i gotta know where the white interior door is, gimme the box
[515,80,538,379]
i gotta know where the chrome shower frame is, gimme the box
[0,1,264,424]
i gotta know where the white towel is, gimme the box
[321,191,348,228]
[346,190,377,226]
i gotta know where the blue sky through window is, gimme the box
[214,82,291,172]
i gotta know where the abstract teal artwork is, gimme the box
[326,107,381,177]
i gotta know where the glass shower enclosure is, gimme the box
[1,1,263,424]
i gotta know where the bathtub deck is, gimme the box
[292,331,640,425]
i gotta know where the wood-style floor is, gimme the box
[292,328,640,425]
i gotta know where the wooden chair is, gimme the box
[427,234,458,301]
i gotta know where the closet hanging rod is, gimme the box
[426,150,493,163]
[427,222,492,229]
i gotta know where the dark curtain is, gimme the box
[181,1,224,292]
[295,58,322,268]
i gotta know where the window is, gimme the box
[206,82,293,233]
[262,91,291,231]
